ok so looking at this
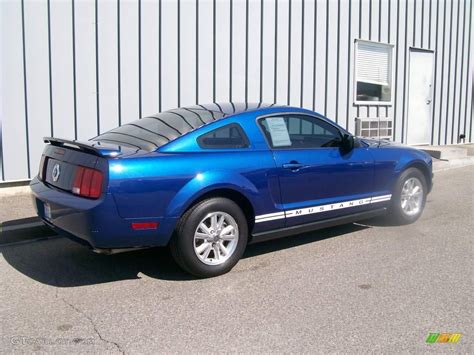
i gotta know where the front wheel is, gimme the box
[388,168,427,224]
[170,197,248,278]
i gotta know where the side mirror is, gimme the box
[341,134,354,153]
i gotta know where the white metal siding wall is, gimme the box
[0,0,473,181]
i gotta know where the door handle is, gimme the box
[426,99,432,105]
[282,162,305,171]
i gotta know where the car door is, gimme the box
[259,114,375,227]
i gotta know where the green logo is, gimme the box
[426,333,462,343]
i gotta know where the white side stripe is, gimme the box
[255,211,285,220]
[255,215,286,223]
[254,194,392,223]
[370,194,392,202]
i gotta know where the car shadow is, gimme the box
[350,215,398,227]
[0,219,376,287]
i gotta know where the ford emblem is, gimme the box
[52,163,61,182]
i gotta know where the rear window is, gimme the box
[197,124,249,149]
[91,108,225,151]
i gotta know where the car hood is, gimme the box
[359,137,406,148]
[358,137,433,162]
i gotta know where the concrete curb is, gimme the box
[432,156,474,173]
[0,185,31,197]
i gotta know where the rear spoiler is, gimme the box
[43,137,123,157]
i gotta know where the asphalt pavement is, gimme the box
[0,166,472,353]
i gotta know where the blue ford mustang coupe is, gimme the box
[31,103,433,277]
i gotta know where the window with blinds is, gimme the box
[355,40,394,104]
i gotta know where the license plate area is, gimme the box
[44,203,52,221]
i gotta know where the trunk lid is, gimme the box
[41,144,100,193]
[40,137,148,197]
[41,138,116,196]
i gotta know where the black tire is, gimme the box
[388,167,427,225]
[170,197,248,278]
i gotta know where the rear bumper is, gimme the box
[30,177,177,248]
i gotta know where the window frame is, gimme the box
[256,113,345,150]
[197,123,250,150]
[354,39,395,106]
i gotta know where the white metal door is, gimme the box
[406,49,434,145]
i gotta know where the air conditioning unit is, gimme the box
[355,118,393,140]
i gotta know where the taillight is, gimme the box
[38,155,47,180]
[72,166,104,199]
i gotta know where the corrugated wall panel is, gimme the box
[325,0,337,121]
[386,0,396,124]
[379,0,388,120]
[0,0,473,181]
[314,0,326,115]
[1,0,29,180]
[371,0,380,42]
[431,0,443,144]
[120,0,140,123]
[75,0,98,140]
[456,0,467,141]
[337,0,349,126]
[215,0,230,103]
[301,0,315,109]
[401,0,414,143]
[261,0,276,104]
[394,0,407,141]
[288,0,302,107]
[141,0,160,115]
[348,0,361,133]
[50,0,75,141]
[197,0,213,105]
[97,0,119,132]
[438,0,449,144]
[459,0,471,143]
[444,0,456,144]
[458,0,469,141]
[421,0,430,49]
[414,0,422,47]
[467,3,473,141]
[451,0,462,143]
[24,0,51,177]
[275,0,289,104]
[248,0,262,102]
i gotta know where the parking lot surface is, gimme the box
[0,166,472,353]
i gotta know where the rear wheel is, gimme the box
[388,168,427,224]
[170,197,248,278]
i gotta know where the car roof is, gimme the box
[92,102,284,151]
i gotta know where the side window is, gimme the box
[259,115,342,149]
[197,123,250,149]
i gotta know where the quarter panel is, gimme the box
[108,151,283,232]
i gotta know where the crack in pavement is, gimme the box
[55,288,125,354]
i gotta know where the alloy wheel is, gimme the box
[400,177,423,216]
[193,212,239,265]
